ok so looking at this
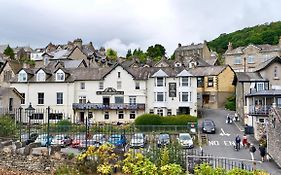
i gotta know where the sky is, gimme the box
[0,0,281,56]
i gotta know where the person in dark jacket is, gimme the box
[249,144,256,160]
[259,144,266,162]
[235,135,241,150]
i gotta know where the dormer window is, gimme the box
[37,70,46,81]
[18,70,27,82]
[175,62,181,67]
[56,69,65,81]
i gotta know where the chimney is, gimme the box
[227,42,233,51]
[243,57,247,72]
[178,43,182,48]
[73,38,83,49]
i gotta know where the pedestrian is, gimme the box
[259,144,266,162]
[242,134,248,148]
[249,144,256,161]
[235,135,241,150]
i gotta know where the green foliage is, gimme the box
[135,114,197,126]
[56,119,72,132]
[0,115,17,137]
[4,45,15,59]
[106,48,118,60]
[126,49,132,58]
[160,164,183,175]
[225,94,236,111]
[146,44,166,60]
[132,48,147,63]
[170,52,175,60]
[160,147,170,167]
[208,21,281,55]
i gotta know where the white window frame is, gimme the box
[117,81,122,89]
[36,70,46,81]
[118,110,124,119]
[182,92,189,102]
[38,92,44,105]
[20,93,25,105]
[80,82,85,90]
[156,77,164,87]
[130,111,136,119]
[115,96,124,104]
[129,96,136,105]
[18,70,27,82]
[56,92,63,105]
[247,55,255,64]
[56,69,65,81]
[79,96,87,104]
[157,92,164,102]
[274,66,279,79]
[256,82,264,91]
[99,82,104,90]
[182,77,189,86]
[135,82,140,89]
[157,108,163,116]
[234,57,241,64]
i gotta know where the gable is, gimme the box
[177,69,193,77]
[154,59,170,67]
[152,69,168,77]
[68,47,87,60]
[103,65,135,81]
[243,44,261,54]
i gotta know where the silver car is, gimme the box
[130,133,147,148]
[178,133,194,149]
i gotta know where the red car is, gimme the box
[71,134,86,148]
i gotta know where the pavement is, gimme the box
[198,108,281,175]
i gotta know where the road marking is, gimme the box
[208,141,220,146]
[224,141,235,146]
[219,128,230,136]
[234,121,245,132]
[207,140,238,146]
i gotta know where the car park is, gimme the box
[34,134,53,147]
[130,133,147,148]
[202,119,216,134]
[71,134,86,148]
[51,134,72,147]
[20,133,38,145]
[108,134,126,147]
[92,134,107,145]
[178,133,193,149]
[157,133,170,147]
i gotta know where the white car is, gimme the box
[178,133,193,149]
[130,133,147,148]
[51,134,72,147]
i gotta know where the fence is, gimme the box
[0,107,254,172]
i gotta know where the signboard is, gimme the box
[169,83,176,97]
[96,87,124,95]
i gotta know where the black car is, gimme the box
[21,133,39,145]
[202,119,216,134]
[157,134,170,147]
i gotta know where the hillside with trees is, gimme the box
[208,21,281,55]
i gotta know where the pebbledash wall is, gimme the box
[11,65,198,124]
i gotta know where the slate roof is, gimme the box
[245,89,281,97]
[176,43,204,51]
[254,56,281,72]
[225,44,281,55]
[235,72,266,82]
[0,59,22,74]
[0,87,23,99]
[188,65,228,76]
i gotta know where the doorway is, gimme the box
[103,97,110,106]
[80,112,85,123]
[178,107,190,115]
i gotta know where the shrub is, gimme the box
[56,119,72,132]
[0,115,17,137]
[225,95,236,111]
[135,114,162,125]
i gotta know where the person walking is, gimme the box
[242,134,248,148]
[259,144,266,162]
[235,135,241,150]
[249,144,256,161]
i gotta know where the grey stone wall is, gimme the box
[268,121,281,167]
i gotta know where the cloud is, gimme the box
[103,38,140,57]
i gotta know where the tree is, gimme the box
[106,48,118,60]
[146,44,166,61]
[126,49,132,58]
[132,48,147,63]
[3,45,15,59]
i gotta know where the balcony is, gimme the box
[248,105,271,115]
[72,103,145,110]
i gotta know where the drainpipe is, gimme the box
[244,57,247,72]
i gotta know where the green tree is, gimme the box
[0,115,16,137]
[4,45,15,59]
[170,52,175,60]
[126,49,132,58]
[146,44,166,61]
[132,48,147,63]
[106,48,118,60]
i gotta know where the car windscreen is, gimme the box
[179,135,191,140]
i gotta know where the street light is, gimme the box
[85,100,91,149]
[19,106,23,142]
[25,103,35,138]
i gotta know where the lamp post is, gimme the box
[19,106,23,142]
[25,103,35,139]
[85,100,91,149]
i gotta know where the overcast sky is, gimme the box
[0,0,280,56]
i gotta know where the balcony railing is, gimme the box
[72,103,145,110]
[248,105,271,115]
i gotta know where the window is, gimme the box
[182,77,188,86]
[256,83,264,91]
[118,110,124,119]
[49,113,63,120]
[9,98,13,111]
[149,109,154,114]
[4,70,12,82]
[80,82,85,89]
[118,72,121,78]
[167,109,172,116]
[104,111,109,120]
[210,95,216,102]
[130,111,136,119]
[190,92,192,102]
[247,55,255,64]
[277,98,281,107]
[56,92,63,104]
[99,82,104,90]
[135,82,140,89]
[208,77,213,87]
[30,113,44,120]
[197,77,204,87]
[56,70,65,81]
[182,92,189,102]
[115,96,124,104]
[157,108,163,116]
[157,92,164,102]
[129,96,136,105]
[20,93,25,104]
[156,77,164,87]
[274,66,278,79]
[38,93,44,105]
[36,70,45,81]
[18,71,27,82]
[117,81,122,89]
[79,96,86,104]
[234,57,241,64]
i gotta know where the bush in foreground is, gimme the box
[0,115,16,137]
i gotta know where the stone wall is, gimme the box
[268,120,281,167]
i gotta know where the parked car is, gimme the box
[71,134,86,148]
[79,140,102,150]
[34,134,53,147]
[51,134,72,147]
[157,133,170,147]
[108,134,126,147]
[92,134,107,145]
[130,133,147,148]
[178,133,193,149]
[20,133,38,145]
[202,119,216,134]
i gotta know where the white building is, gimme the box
[10,64,198,123]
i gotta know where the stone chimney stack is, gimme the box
[73,38,83,49]
[178,43,182,48]
[227,42,233,51]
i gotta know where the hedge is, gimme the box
[135,114,197,125]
